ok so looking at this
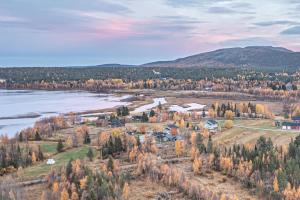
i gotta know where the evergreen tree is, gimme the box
[84,132,91,144]
[87,147,94,161]
[107,156,114,172]
[136,136,141,149]
[108,136,114,155]
[207,135,213,153]
[142,112,148,122]
[66,159,73,178]
[38,145,44,161]
[196,133,205,153]
[149,110,155,117]
[34,131,42,141]
[57,139,64,152]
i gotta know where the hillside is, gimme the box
[142,46,300,68]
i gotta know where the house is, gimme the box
[155,132,183,142]
[282,122,300,130]
[131,115,143,122]
[292,116,300,123]
[165,124,179,135]
[204,120,218,130]
[286,82,293,91]
[110,119,125,127]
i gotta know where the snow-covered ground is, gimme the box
[132,98,167,113]
[169,103,206,112]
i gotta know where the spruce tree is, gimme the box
[57,139,64,152]
[87,147,94,161]
[207,135,213,153]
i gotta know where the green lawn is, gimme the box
[23,146,89,178]
[39,142,57,155]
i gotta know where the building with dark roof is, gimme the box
[292,116,300,123]
[282,122,300,130]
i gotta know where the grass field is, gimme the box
[39,142,57,155]
[22,146,89,178]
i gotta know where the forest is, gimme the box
[0,66,298,83]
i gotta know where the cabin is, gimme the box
[165,124,179,135]
[131,115,144,122]
[204,120,218,130]
[154,132,183,142]
[282,122,300,130]
[110,119,125,127]
[286,82,293,91]
[292,116,300,123]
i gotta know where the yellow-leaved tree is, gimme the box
[273,176,279,193]
[175,140,183,157]
[122,182,130,200]
[60,188,69,200]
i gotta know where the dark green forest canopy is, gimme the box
[0,66,297,83]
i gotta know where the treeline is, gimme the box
[0,67,272,83]
[18,115,74,142]
[0,140,44,175]
[208,102,273,119]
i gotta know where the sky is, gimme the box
[1,0,300,67]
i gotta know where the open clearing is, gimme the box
[214,119,299,147]
[128,177,187,200]
[22,146,89,179]
[173,161,261,200]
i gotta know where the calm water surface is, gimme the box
[0,89,129,137]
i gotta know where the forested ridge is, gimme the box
[0,67,297,83]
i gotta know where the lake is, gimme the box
[0,89,130,137]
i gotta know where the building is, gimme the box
[110,119,125,127]
[286,82,293,91]
[204,120,218,130]
[165,124,179,135]
[292,116,300,123]
[282,122,300,130]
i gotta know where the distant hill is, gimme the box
[72,64,136,68]
[141,46,300,68]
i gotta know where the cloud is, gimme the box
[165,0,202,7]
[0,15,25,23]
[281,26,300,35]
[207,6,254,15]
[165,0,233,7]
[207,7,236,14]
[254,20,298,27]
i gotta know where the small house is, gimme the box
[165,124,179,135]
[286,82,293,91]
[131,115,143,122]
[292,116,300,123]
[110,119,125,127]
[282,122,300,130]
[204,120,218,130]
